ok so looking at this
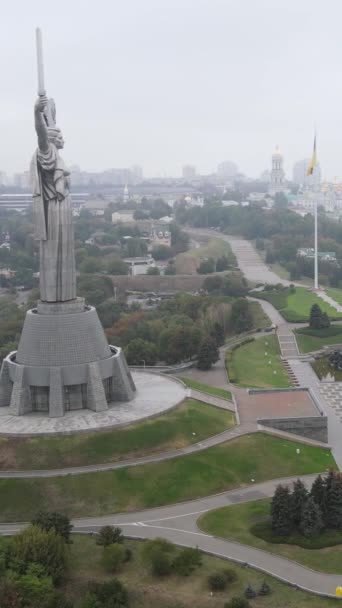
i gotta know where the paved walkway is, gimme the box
[316,289,342,313]
[2,474,342,598]
[189,389,235,411]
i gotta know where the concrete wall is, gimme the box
[258,416,328,443]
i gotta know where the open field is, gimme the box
[252,287,342,322]
[175,237,236,274]
[295,325,342,354]
[0,399,234,471]
[178,378,232,401]
[62,535,342,607]
[0,434,334,522]
[227,336,291,388]
[199,498,342,575]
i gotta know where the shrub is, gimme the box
[31,511,73,543]
[223,567,238,583]
[80,578,129,608]
[208,572,227,591]
[151,551,172,577]
[8,525,67,584]
[96,526,124,546]
[244,583,256,598]
[258,581,271,596]
[172,547,202,576]
[101,544,126,573]
[224,598,250,608]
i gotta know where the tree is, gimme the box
[309,303,330,330]
[142,538,174,577]
[172,547,202,576]
[106,257,129,275]
[14,563,55,608]
[300,497,323,537]
[197,257,216,274]
[79,257,103,274]
[290,479,308,527]
[230,299,253,334]
[8,525,67,584]
[211,321,225,346]
[124,237,147,258]
[146,266,160,275]
[160,324,203,364]
[202,275,223,293]
[197,337,219,370]
[325,472,342,529]
[271,485,292,536]
[152,245,171,260]
[274,192,288,209]
[101,544,126,573]
[96,526,124,546]
[164,263,176,275]
[79,579,129,608]
[31,511,73,543]
[208,572,228,591]
[310,474,326,513]
[216,255,230,272]
[124,338,158,366]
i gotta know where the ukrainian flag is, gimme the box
[307,135,317,175]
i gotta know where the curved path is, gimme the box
[1,474,341,598]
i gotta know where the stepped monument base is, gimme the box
[0,298,136,417]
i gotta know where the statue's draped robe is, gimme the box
[31,144,76,302]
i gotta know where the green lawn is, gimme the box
[175,237,236,274]
[199,498,342,575]
[252,286,342,322]
[282,287,342,322]
[326,288,342,306]
[0,434,334,522]
[227,335,291,388]
[249,300,271,329]
[295,325,342,354]
[64,535,341,607]
[178,378,232,401]
[0,399,234,471]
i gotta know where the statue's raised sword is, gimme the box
[36,27,55,127]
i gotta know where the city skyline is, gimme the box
[2,0,342,179]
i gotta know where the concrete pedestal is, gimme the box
[0,300,135,417]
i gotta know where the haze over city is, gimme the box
[2,0,342,178]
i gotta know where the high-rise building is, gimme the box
[269,146,285,195]
[217,160,238,178]
[293,159,321,188]
[182,165,196,179]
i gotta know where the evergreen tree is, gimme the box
[271,485,292,536]
[197,337,219,370]
[309,304,329,329]
[325,472,342,529]
[290,479,308,527]
[300,497,323,537]
[310,474,326,514]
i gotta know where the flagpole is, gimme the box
[314,198,318,290]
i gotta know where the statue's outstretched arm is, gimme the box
[34,96,49,153]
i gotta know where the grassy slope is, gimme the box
[282,288,342,321]
[249,300,271,329]
[179,378,232,401]
[199,498,342,574]
[326,288,342,306]
[64,535,341,607]
[228,335,291,388]
[0,434,334,522]
[252,287,342,322]
[295,326,342,354]
[0,400,234,471]
[175,238,236,274]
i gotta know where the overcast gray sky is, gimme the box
[1,0,342,179]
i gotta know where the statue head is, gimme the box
[47,126,64,149]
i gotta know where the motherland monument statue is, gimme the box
[0,29,136,417]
